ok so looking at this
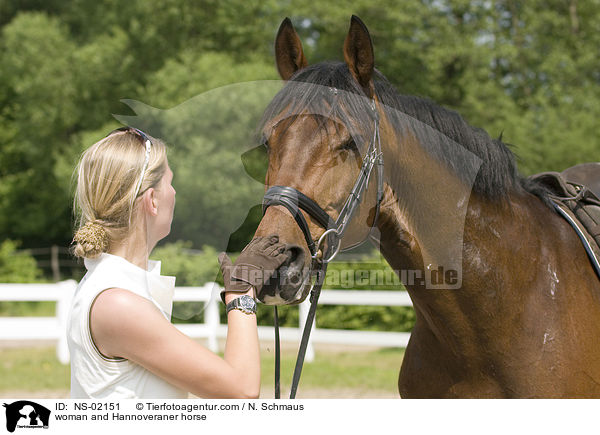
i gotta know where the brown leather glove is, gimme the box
[218,235,291,303]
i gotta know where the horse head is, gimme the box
[254,16,383,305]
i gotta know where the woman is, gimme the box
[68,127,288,399]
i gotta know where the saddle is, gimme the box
[529,163,600,279]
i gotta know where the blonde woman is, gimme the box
[68,127,288,399]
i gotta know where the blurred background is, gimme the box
[1,0,599,397]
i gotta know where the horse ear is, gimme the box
[343,15,375,96]
[275,17,308,80]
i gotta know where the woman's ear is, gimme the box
[142,188,158,216]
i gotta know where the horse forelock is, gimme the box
[259,62,376,154]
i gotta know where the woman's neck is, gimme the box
[108,224,154,270]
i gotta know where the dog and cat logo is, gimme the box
[2,401,50,432]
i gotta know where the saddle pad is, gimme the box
[562,162,600,199]
[552,201,600,279]
[529,171,600,279]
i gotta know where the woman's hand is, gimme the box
[218,235,290,303]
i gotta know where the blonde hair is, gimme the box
[72,129,168,258]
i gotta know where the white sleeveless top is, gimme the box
[67,253,187,399]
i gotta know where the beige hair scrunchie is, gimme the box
[73,221,109,258]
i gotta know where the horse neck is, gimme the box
[375,123,478,286]
[373,126,548,353]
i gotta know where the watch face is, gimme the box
[227,295,256,315]
[240,296,256,311]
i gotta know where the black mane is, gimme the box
[262,61,549,202]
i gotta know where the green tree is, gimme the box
[151,241,220,287]
[0,12,78,246]
[0,240,43,283]
[1,1,600,253]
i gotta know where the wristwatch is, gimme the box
[226,295,257,315]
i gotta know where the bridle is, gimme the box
[261,97,384,398]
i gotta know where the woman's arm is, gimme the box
[90,286,261,399]
[90,236,288,398]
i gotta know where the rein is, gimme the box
[262,99,383,398]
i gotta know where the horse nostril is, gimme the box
[285,245,305,267]
[284,245,305,285]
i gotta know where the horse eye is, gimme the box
[340,140,357,151]
[261,137,270,151]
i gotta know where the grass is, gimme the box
[0,301,56,317]
[0,346,403,398]
[0,347,70,393]
[261,347,403,395]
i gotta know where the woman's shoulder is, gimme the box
[90,287,174,360]
[92,287,154,323]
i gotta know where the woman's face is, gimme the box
[152,162,176,242]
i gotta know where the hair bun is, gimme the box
[73,221,109,258]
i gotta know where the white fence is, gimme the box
[0,281,412,364]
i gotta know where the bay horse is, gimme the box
[253,16,600,398]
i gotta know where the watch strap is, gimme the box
[226,295,257,315]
